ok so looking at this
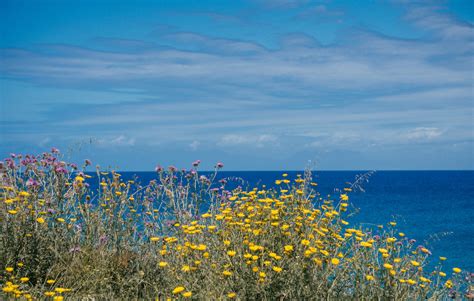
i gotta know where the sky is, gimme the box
[0,0,473,171]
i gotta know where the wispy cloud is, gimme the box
[401,127,443,141]
[96,135,136,147]
[219,134,278,148]
[0,2,472,169]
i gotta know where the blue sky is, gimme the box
[0,0,473,170]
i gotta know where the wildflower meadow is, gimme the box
[0,149,472,300]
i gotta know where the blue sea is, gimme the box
[117,170,473,272]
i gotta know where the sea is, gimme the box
[114,170,473,272]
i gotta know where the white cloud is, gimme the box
[97,135,135,147]
[189,140,200,151]
[402,127,443,141]
[219,134,278,148]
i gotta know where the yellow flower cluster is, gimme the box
[1,162,469,300]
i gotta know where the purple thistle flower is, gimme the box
[216,162,224,169]
[192,160,201,167]
[55,167,68,174]
[26,178,39,187]
[99,234,108,245]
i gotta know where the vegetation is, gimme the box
[0,149,471,300]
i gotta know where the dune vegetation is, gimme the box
[0,149,471,300]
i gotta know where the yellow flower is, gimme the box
[54,288,71,293]
[37,217,45,224]
[223,270,232,276]
[439,256,447,261]
[227,292,237,298]
[19,191,30,197]
[439,271,446,277]
[53,296,64,301]
[366,275,374,281]
[150,237,160,242]
[453,267,461,273]
[331,258,340,265]
[301,239,310,246]
[227,250,236,257]
[172,286,185,294]
[182,291,192,298]
[259,272,266,278]
[181,265,191,272]
[5,267,13,272]
[445,280,453,288]
[47,279,56,284]
[57,218,65,223]
[360,242,372,248]
[44,292,56,297]
[320,250,329,256]
[8,210,18,215]
[20,277,29,283]
[159,261,168,267]
[411,260,420,267]
[196,244,207,251]
[272,266,283,273]
[383,263,393,269]
[420,276,431,283]
[420,247,430,254]
[284,245,294,252]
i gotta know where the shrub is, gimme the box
[0,150,471,300]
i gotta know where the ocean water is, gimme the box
[117,170,473,272]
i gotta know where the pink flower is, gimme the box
[216,162,224,169]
